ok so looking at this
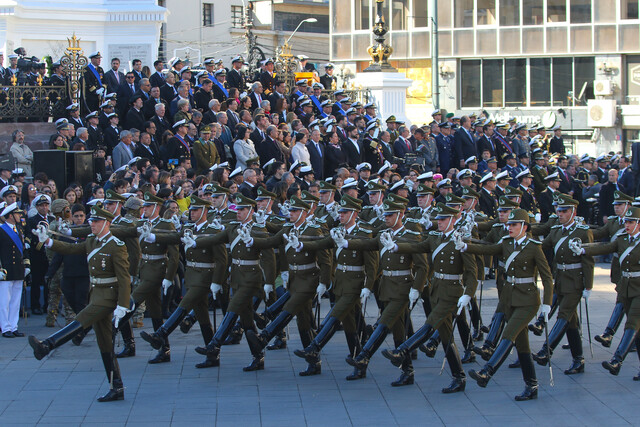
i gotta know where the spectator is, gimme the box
[9,130,33,177]
[112,130,135,170]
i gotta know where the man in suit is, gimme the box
[549,125,565,154]
[307,128,325,180]
[160,73,178,105]
[617,155,634,195]
[257,126,284,166]
[135,126,162,167]
[151,103,171,137]
[125,94,146,131]
[453,115,477,169]
[267,81,287,112]
[203,99,220,125]
[249,82,265,112]
[103,58,125,94]
[169,85,194,118]
[82,51,106,113]
[131,59,144,89]
[393,125,413,175]
[238,168,259,199]
[143,86,167,120]
[250,113,268,147]
[0,203,28,337]
[226,56,246,91]
[555,155,574,195]
[112,130,135,170]
[342,125,364,169]
[149,60,165,88]
[133,78,151,104]
[116,72,137,117]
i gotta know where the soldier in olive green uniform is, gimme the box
[139,196,227,368]
[382,203,477,392]
[358,180,386,231]
[578,207,640,380]
[530,194,594,375]
[191,194,276,371]
[313,181,340,230]
[590,191,633,348]
[115,192,180,363]
[45,199,75,327]
[29,206,131,402]
[337,200,428,384]
[245,196,333,376]
[293,195,378,371]
[464,209,554,401]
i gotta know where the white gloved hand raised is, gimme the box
[113,305,131,328]
[360,288,371,306]
[583,289,592,300]
[408,288,420,309]
[316,283,327,298]
[161,279,172,295]
[330,227,347,248]
[539,304,552,323]
[210,283,222,299]
[254,209,267,226]
[170,214,182,231]
[568,238,584,256]
[283,231,301,250]
[58,222,72,236]
[33,224,50,243]
[453,231,466,251]
[24,268,30,278]
[280,271,289,289]
[144,233,156,243]
[263,284,273,299]
[380,231,396,252]
[457,294,471,310]
[238,225,253,246]
[181,233,197,249]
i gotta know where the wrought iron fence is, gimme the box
[321,88,372,105]
[0,85,66,121]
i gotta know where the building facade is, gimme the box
[330,0,640,154]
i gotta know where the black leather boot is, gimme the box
[529,294,558,336]
[193,324,218,368]
[595,303,625,348]
[267,331,287,350]
[295,317,340,364]
[391,354,414,387]
[515,352,538,401]
[469,339,514,388]
[72,326,91,346]
[28,320,84,360]
[223,322,244,345]
[346,324,389,380]
[179,309,198,333]
[195,312,238,357]
[115,320,135,358]
[442,342,466,394]
[602,328,637,375]
[298,329,322,376]
[419,330,440,358]
[564,327,585,375]
[256,291,291,329]
[148,318,170,364]
[345,332,362,365]
[246,311,294,352]
[97,352,124,402]
[533,318,568,366]
[470,297,484,342]
[141,307,187,350]
[243,326,265,372]
[382,323,433,367]
[474,312,505,361]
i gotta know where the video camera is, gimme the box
[14,47,40,84]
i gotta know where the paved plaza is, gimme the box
[0,264,638,426]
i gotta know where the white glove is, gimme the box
[539,304,552,323]
[181,234,197,249]
[406,180,414,191]
[280,271,289,289]
[278,201,291,219]
[113,305,131,329]
[583,289,592,300]
[24,268,30,278]
[238,225,253,246]
[210,217,223,230]
[161,279,172,295]
[170,214,182,231]
[380,231,396,252]
[330,227,347,248]
[534,213,542,223]
[0,269,6,280]
[254,209,267,226]
[59,222,72,236]
[283,231,301,250]
[144,233,156,243]
[264,284,273,299]
[457,294,471,310]
[360,288,371,306]
[33,224,50,243]
[408,288,420,309]
[316,283,327,298]
[96,87,105,97]
[328,204,339,221]
[568,238,584,256]
[210,283,222,299]
[453,231,466,251]
[137,221,151,238]
[419,211,432,229]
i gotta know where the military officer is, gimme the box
[530,194,594,375]
[531,153,549,196]
[293,195,378,372]
[29,205,130,402]
[138,196,226,368]
[83,51,106,113]
[538,172,562,223]
[314,181,340,229]
[462,209,554,401]
[576,207,640,380]
[516,168,540,218]
[358,180,387,232]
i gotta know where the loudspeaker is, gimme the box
[33,150,67,190]
[66,151,94,187]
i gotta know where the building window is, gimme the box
[553,58,573,106]
[355,0,370,30]
[523,0,544,25]
[203,3,214,27]
[500,0,520,26]
[622,0,640,19]
[454,0,473,28]
[231,6,243,28]
[505,59,526,106]
[570,0,592,23]
[482,59,503,107]
[547,0,567,22]
[530,58,551,106]
[477,0,496,25]
[460,60,481,107]
[392,0,408,31]
[412,0,429,27]
[574,57,595,102]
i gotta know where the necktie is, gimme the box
[130,84,134,92]
[406,139,411,151]
[115,72,119,83]
[316,143,322,158]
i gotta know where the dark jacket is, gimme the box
[0,223,27,280]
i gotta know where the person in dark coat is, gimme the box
[452,116,477,169]
[324,130,347,178]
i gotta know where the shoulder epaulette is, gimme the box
[283,222,293,227]
[403,228,420,235]
[251,223,266,229]
[306,223,320,229]
[315,217,327,224]
[408,206,420,211]
[551,224,562,229]
[404,217,420,223]
[492,223,503,228]
[357,224,373,232]
[362,206,373,210]
[113,236,125,246]
[159,218,171,223]
[529,239,542,244]
[429,230,442,236]
[229,221,240,224]
[119,217,132,223]
[577,224,589,229]
[550,214,558,219]
[608,215,617,220]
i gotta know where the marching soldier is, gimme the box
[462,209,554,401]
[381,203,477,392]
[531,153,548,196]
[29,205,131,402]
[530,194,593,375]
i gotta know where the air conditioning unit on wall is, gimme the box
[593,80,613,96]
[587,100,616,127]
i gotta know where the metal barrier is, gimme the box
[0,85,66,121]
